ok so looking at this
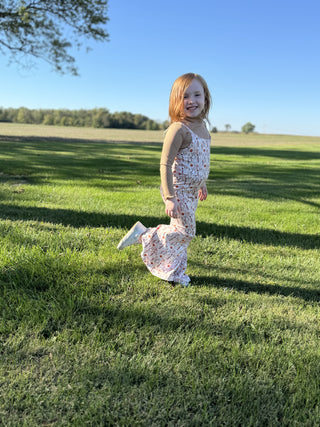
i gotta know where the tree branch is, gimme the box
[0,0,109,74]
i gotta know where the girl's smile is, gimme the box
[183,79,205,119]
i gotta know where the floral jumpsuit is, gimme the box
[141,123,211,284]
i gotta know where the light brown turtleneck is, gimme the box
[160,118,211,200]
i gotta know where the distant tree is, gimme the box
[32,109,45,124]
[43,114,54,125]
[92,108,109,128]
[0,0,109,75]
[134,114,148,129]
[54,110,64,126]
[60,116,74,126]
[161,120,170,130]
[211,126,218,133]
[145,119,159,130]
[3,107,17,122]
[17,107,32,123]
[225,124,231,132]
[242,122,255,134]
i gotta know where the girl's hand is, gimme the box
[165,198,180,218]
[198,184,208,201]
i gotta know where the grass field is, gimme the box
[1,123,320,426]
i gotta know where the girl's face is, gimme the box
[183,79,205,119]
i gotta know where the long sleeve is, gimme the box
[160,123,191,199]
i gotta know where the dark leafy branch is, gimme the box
[0,0,109,75]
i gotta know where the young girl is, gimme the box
[117,73,212,286]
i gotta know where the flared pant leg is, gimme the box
[141,184,199,283]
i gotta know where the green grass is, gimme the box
[1,124,320,426]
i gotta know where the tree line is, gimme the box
[0,107,168,130]
[0,107,256,133]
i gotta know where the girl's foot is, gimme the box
[117,221,147,250]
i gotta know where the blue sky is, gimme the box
[1,0,320,136]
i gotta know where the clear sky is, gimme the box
[1,0,320,136]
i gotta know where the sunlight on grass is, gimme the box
[1,126,320,425]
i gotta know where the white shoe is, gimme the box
[117,221,147,250]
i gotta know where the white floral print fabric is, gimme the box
[141,124,211,283]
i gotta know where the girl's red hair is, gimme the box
[168,73,211,123]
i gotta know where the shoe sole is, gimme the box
[117,221,146,250]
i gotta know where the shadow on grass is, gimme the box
[2,267,318,427]
[0,204,319,250]
[213,146,320,161]
[192,275,320,302]
[209,146,320,207]
[196,221,320,249]
[0,136,162,189]
[0,135,163,147]
[1,135,319,195]
[0,261,217,339]
[1,135,320,213]
[209,179,320,209]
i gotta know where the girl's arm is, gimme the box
[160,124,191,217]
[160,124,184,200]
